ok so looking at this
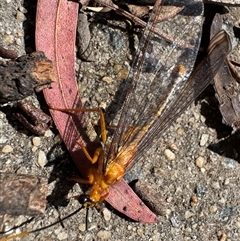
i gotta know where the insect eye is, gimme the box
[78,194,91,205]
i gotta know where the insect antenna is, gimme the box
[85,207,89,231]
[0,206,84,241]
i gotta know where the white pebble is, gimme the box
[57,231,68,240]
[3,34,14,44]
[44,129,54,137]
[200,134,209,146]
[185,210,194,219]
[209,205,218,213]
[224,178,230,185]
[78,223,86,232]
[235,221,240,228]
[32,146,38,153]
[19,6,28,13]
[102,76,113,83]
[32,137,41,146]
[2,145,13,153]
[102,208,111,221]
[195,156,205,168]
[15,38,22,46]
[38,150,47,167]
[16,11,26,22]
[97,230,111,240]
[170,144,179,152]
[211,181,220,189]
[164,149,175,161]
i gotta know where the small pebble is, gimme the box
[152,233,161,241]
[164,149,175,161]
[185,210,194,219]
[15,38,22,46]
[195,156,205,168]
[235,221,240,228]
[97,230,111,240]
[200,134,209,146]
[170,213,180,227]
[19,6,28,13]
[185,227,192,233]
[211,181,220,189]
[117,69,128,80]
[44,129,54,137]
[224,178,230,185]
[32,137,41,147]
[191,195,198,203]
[177,128,184,135]
[102,208,111,221]
[78,223,86,232]
[2,145,13,153]
[190,202,197,208]
[192,224,197,230]
[16,11,26,22]
[127,225,132,231]
[99,102,107,109]
[3,34,14,44]
[137,228,143,236]
[32,146,38,153]
[170,143,179,152]
[200,115,206,123]
[209,205,218,213]
[102,76,113,83]
[220,233,227,241]
[57,231,68,240]
[113,64,122,72]
[193,112,200,120]
[224,158,237,168]
[38,150,47,167]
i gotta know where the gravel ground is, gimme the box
[1,1,240,241]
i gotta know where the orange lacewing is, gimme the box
[72,0,231,220]
[50,0,206,217]
[0,0,233,239]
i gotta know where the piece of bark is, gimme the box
[0,173,47,216]
[77,12,94,61]
[13,99,52,136]
[0,51,54,104]
[0,46,18,59]
[134,181,169,216]
[211,14,240,130]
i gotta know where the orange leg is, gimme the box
[76,139,102,164]
[50,106,107,165]
[67,172,94,185]
[50,106,107,143]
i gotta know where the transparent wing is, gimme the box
[105,0,204,168]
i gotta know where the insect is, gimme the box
[64,2,231,218]
[49,0,206,209]
[0,0,232,240]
